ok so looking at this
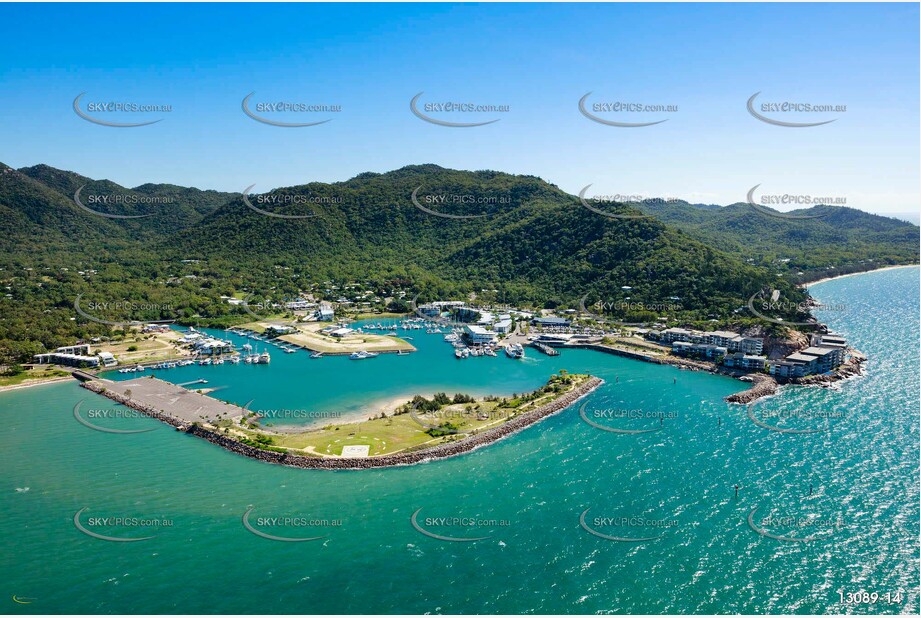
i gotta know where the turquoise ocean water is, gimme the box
[1,266,917,614]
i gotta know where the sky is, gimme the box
[1,3,918,219]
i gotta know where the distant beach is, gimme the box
[802,264,918,288]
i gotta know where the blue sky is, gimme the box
[1,3,918,218]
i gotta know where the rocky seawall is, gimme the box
[725,374,778,404]
[81,376,604,470]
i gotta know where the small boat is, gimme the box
[198,358,212,366]
[455,348,470,359]
[213,358,225,365]
[309,351,324,359]
[444,334,459,343]
[228,357,240,364]
[349,350,379,360]
[258,352,271,364]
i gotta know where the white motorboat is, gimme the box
[349,350,379,360]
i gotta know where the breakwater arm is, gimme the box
[80,375,603,470]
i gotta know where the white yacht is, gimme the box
[349,350,379,360]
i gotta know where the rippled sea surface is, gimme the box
[1,266,917,614]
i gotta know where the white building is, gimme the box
[34,345,109,368]
[798,346,845,373]
[464,325,496,344]
[723,352,766,371]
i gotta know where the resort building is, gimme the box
[768,360,810,379]
[494,318,513,334]
[649,328,764,355]
[475,311,496,326]
[783,352,819,374]
[464,325,497,345]
[316,306,335,321]
[671,341,727,360]
[192,338,235,355]
[417,304,441,318]
[723,352,767,372]
[811,333,848,350]
[531,317,571,328]
[656,327,698,343]
[798,346,845,373]
[34,344,116,368]
[285,299,316,311]
[536,333,575,346]
[433,301,466,309]
[729,336,764,355]
[703,330,739,348]
[142,324,170,334]
[767,340,846,378]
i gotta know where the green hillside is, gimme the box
[0,162,916,364]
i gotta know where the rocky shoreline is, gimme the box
[725,374,778,404]
[81,376,604,470]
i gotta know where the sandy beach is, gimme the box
[0,375,72,394]
[802,264,917,288]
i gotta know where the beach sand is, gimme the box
[802,264,917,288]
[0,375,72,394]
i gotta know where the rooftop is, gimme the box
[800,346,838,357]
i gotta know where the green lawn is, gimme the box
[0,367,71,388]
[226,373,590,458]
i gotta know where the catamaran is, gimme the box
[505,343,525,359]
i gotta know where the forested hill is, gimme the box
[633,199,919,282]
[0,162,916,363]
[168,164,778,317]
